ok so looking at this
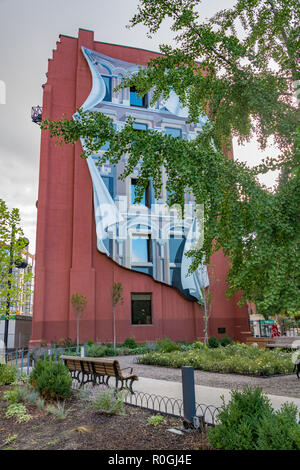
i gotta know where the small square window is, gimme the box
[130,87,148,108]
[218,328,226,334]
[164,127,182,138]
[131,293,152,325]
[132,122,148,131]
[131,179,151,207]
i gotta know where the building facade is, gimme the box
[30,29,250,347]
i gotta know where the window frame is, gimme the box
[131,292,153,325]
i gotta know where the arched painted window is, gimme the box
[98,64,112,102]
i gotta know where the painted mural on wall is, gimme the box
[79,47,209,301]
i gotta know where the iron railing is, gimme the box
[1,346,220,427]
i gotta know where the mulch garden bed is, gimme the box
[0,386,210,450]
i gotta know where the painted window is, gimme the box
[102,176,114,198]
[131,293,152,325]
[169,234,185,263]
[132,122,148,131]
[102,76,112,102]
[131,179,151,207]
[130,86,148,108]
[164,127,182,138]
[131,235,152,263]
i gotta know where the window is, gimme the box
[130,87,148,108]
[102,176,114,198]
[131,179,151,207]
[131,235,152,263]
[132,122,148,131]
[169,234,185,263]
[131,293,152,325]
[102,76,112,102]
[164,127,182,138]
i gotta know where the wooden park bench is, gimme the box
[60,355,138,394]
[265,337,300,349]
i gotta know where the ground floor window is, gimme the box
[131,293,152,325]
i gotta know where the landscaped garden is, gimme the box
[1,359,300,450]
[138,341,295,377]
[31,336,296,378]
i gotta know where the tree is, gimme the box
[198,286,212,347]
[0,199,32,318]
[70,293,87,348]
[111,282,124,350]
[40,0,300,317]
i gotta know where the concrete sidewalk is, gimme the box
[134,376,300,414]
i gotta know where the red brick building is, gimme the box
[30,29,250,347]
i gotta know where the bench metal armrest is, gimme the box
[121,366,133,374]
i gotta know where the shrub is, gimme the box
[157,337,181,353]
[191,341,205,349]
[30,360,72,400]
[0,364,18,385]
[208,336,219,348]
[138,344,294,376]
[207,387,300,450]
[122,337,138,349]
[219,336,232,347]
[87,339,94,346]
[1,387,21,404]
[85,388,126,415]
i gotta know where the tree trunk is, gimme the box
[76,316,80,351]
[113,307,116,350]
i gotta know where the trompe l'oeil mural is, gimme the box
[79,47,209,301]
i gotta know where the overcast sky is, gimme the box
[0,0,280,253]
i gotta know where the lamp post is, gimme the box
[3,227,29,354]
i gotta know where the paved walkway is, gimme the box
[109,355,300,419]
[134,376,300,412]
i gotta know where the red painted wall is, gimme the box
[30,29,250,347]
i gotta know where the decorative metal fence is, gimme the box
[1,346,221,427]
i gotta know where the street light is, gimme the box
[3,229,29,354]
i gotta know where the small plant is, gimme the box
[30,359,72,400]
[157,337,181,353]
[36,398,45,409]
[0,364,18,385]
[1,387,21,404]
[122,337,138,349]
[219,336,232,347]
[86,387,127,415]
[46,400,71,420]
[147,414,165,427]
[6,403,32,423]
[4,434,18,445]
[87,339,94,346]
[208,336,219,348]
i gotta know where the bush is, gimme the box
[138,344,294,376]
[208,336,219,348]
[219,336,232,347]
[85,388,126,415]
[0,364,18,385]
[30,360,72,400]
[157,337,181,353]
[207,387,300,450]
[122,337,138,349]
